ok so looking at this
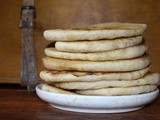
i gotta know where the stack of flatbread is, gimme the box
[40,22,160,96]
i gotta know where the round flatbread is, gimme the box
[45,45,147,61]
[76,85,157,96]
[43,56,150,72]
[54,73,160,90]
[55,36,142,52]
[40,66,150,82]
[42,84,77,95]
[44,22,147,41]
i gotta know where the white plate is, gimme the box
[36,84,159,113]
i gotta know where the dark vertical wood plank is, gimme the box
[21,38,27,86]
[20,0,38,91]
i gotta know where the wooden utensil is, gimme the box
[20,0,38,91]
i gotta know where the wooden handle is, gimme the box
[20,0,38,91]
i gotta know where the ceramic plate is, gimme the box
[36,84,159,113]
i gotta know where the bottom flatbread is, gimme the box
[76,85,157,96]
[42,84,77,95]
[54,73,159,90]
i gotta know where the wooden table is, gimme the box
[0,85,160,120]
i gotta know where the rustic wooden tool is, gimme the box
[20,0,38,91]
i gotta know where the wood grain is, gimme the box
[0,0,22,82]
[0,87,160,120]
[20,0,38,90]
[0,0,160,83]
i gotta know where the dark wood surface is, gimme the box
[0,85,160,120]
[0,0,160,83]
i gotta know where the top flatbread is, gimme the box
[44,22,147,41]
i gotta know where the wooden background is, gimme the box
[0,0,160,83]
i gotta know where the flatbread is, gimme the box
[43,56,150,72]
[54,73,160,90]
[40,66,150,82]
[41,84,77,95]
[76,85,157,96]
[55,36,142,52]
[45,45,147,61]
[44,22,147,41]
